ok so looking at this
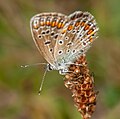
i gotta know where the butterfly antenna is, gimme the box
[38,64,48,95]
[21,63,47,68]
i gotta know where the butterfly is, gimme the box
[30,11,99,75]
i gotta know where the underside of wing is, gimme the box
[54,11,99,63]
[68,11,99,55]
[30,12,68,66]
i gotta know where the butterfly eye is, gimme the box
[58,63,61,66]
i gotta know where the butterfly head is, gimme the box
[47,58,70,75]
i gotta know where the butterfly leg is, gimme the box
[59,69,73,75]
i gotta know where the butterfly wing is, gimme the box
[68,11,99,55]
[54,11,99,63]
[30,13,68,67]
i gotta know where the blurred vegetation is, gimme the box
[0,0,120,119]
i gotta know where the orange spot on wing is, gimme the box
[46,20,51,26]
[57,22,64,29]
[87,29,94,35]
[61,23,64,28]
[40,21,44,26]
[33,24,39,29]
[75,21,80,27]
[55,21,58,26]
[67,25,73,31]
[84,24,90,30]
[89,37,93,42]
[61,29,66,34]
[80,21,85,27]
[51,21,56,27]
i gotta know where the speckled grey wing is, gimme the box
[30,13,68,66]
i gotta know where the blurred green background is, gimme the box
[0,0,120,119]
